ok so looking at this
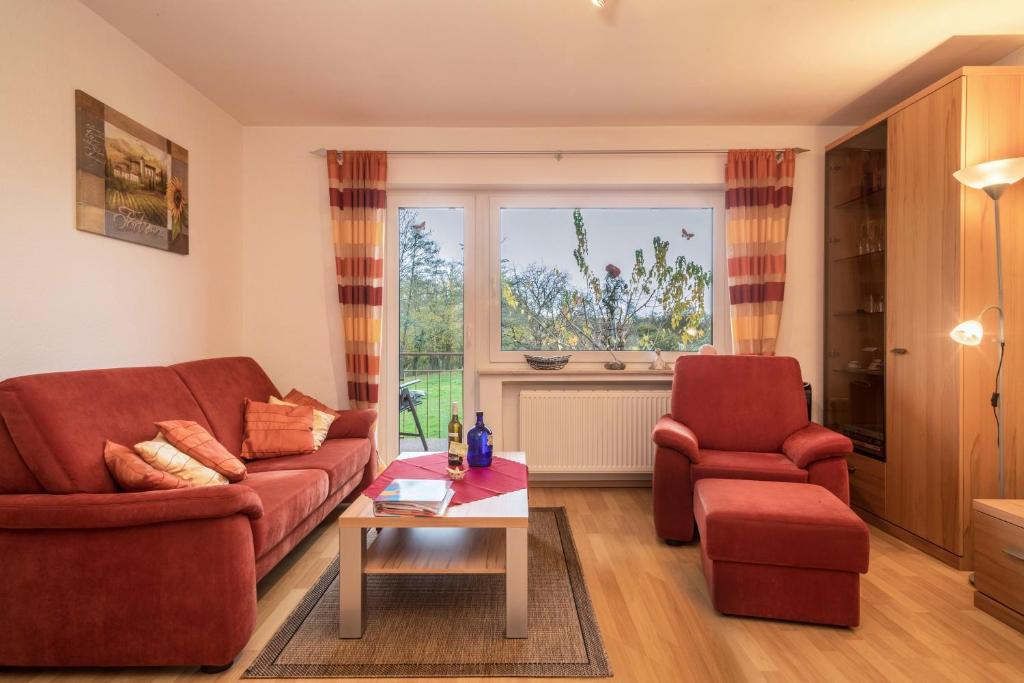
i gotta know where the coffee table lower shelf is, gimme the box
[366,527,507,574]
[338,524,528,639]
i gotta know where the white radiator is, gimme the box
[518,390,672,474]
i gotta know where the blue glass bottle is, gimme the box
[466,411,493,467]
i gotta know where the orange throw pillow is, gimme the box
[156,420,247,482]
[103,440,188,491]
[282,388,340,417]
[241,399,315,460]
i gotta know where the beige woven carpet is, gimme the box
[245,507,610,678]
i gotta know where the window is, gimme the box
[384,190,724,460]
[499,205,714,353]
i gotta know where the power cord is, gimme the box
[991,341,1006,447]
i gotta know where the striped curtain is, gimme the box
[725,149,795,356]
[327,150,387,408]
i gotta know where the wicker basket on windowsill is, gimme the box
[524,354,571,371]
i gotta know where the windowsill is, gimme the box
[477,364,674,377]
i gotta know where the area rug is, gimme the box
[245,507,610,678]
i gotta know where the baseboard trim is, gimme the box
[853,506,969,570]
[529,472,652,488]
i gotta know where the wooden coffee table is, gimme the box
[337,451,529,639]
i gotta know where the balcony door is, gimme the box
[383,194,475,461]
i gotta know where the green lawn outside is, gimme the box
[399,370,464,441]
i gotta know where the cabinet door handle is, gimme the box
[848,466,857,474]
[1004,548,1024,562]
[890,348,908,355]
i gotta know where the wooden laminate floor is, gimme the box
[3,487,1024,682]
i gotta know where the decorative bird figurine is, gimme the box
[412,220,427,231]
[681,228,695,240]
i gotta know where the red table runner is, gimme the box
[362,453,528,507]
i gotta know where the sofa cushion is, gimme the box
[692,450,808,484]
[0,367,212,494]
[326,409,378,440]
[282,388,339,416]
[244,438,371,492]
[269,396,334,450]
[694,479,869,573]
[240,400,315,460]
[104,441,188,491]
[171,358,280,456]
[671,355,809,452]
[156,420,247,482]
[134,437,229,487]
[240,470,329,558]
[254,480,358,581]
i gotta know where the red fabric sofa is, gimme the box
[651,355,852,544]
[694,479,870,626]
[0,357,377,670]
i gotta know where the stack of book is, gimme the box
[372,479,455,517]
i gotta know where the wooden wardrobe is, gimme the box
[824,67,1024,569]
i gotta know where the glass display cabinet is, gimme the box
[824,122,886,460]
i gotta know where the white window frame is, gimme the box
[382,192,477,464]
[381,188,727,459]
[484,190,728,366]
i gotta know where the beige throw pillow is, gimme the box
[269,395,333,450]
[134,434,228,487]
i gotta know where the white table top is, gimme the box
[338,451,528,529]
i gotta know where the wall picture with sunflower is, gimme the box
[75,90,189,254]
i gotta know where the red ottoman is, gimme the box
[693,479,870,627]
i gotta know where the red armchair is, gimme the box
[651,355,852,544]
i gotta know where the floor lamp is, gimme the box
[950,156,1024,499]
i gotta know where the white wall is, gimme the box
[0,2,845,422]
[0,0,244,378]
[241,125,845,415]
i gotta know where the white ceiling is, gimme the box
[80,0,1024,127]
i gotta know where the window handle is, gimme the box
[1004,548,1024,562]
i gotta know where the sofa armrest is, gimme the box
[327,409,378,440]
[0,514,257,667]
[651,414,700,462]
[0,485,263,530]
[782,422,852,469]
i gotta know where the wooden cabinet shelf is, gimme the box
[832,250,884,264]
[831,310,883,317]
[832,368,882,377]
[829,187,886,210]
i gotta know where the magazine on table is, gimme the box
[372,478,455,517]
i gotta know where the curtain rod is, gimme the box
[309,147,810,159]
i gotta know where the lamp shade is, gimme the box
[950,319,984,346]
[953,156,1024,190]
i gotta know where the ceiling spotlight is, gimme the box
[592,0,607,7]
